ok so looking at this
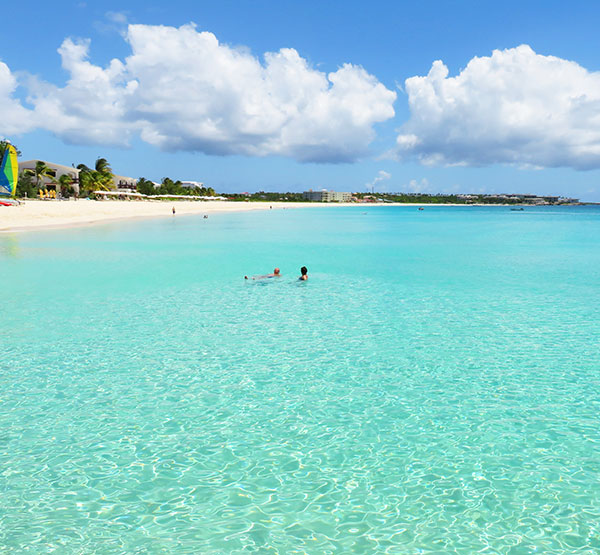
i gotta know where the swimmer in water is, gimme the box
[245,268,281,280]
[299,266,308,281]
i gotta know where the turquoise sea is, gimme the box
[1,205,600,553]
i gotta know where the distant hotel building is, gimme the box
[303,189,352,202]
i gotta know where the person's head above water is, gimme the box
[274,268,280,275]
[299,266,308,280]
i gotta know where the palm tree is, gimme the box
[24,161,53,191]
[78,170,111,195]
[93,158,114,193]
[57,174,74,197]
[77,159,114,196]
[136,177,155,196]
[95,157,112,175]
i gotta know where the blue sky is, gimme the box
[2,0,600,199]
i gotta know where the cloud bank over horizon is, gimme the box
[0,23,397,163]
[396,45,600,170]
[5,34,600,173]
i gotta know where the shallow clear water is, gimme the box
[1,205,600,553]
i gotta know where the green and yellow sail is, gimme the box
[0,143,18,197]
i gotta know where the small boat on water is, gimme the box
[510,207,524,211]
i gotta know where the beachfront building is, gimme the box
[303,189,352,202]
[19,159,81,193]
[19,159,144,197]
[113,174,138,191]
[181,180,204,189]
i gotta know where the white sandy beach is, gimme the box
[0,199,328,232]
[0,199,478,232]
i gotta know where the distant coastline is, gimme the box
[3,149,582,208]
[0,199,589,234]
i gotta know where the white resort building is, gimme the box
[303,189,352,202]
[19,160,81,193]
[19,160,138,195]
[113,174,138,191]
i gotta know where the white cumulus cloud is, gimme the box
[366,170,391,190]
[406,178,431,193]
[0,62,35,136]
[26,38,136,146]
[22,23,396,162]
[397,45,600,170]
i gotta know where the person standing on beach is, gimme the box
[299,266,308,280]
[172,206,176,215]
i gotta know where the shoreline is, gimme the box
[0,199,580,233]
[0,200,300,233]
